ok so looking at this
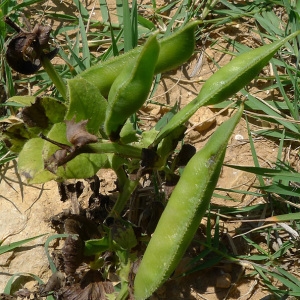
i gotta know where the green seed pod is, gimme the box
[153,30,300,146]
[154,20,200,74]
[133,104,244,300]
[104,33,160,139]
[79,20,200,97]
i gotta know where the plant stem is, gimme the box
[109,177,139,218]
[202,0,219,19]
[114,167,129,190]
[82,142,142,159]
[108,164,144,218]
[41,55,67,100]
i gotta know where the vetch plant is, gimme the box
[1,13,299,298]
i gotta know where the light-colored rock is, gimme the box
[0,161,66,292]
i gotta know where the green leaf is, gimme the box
[56,152,108,180]
[139,127,159,148]
[119,121,139,144]
[0,117,33,153]
[6,96,36,106]
[111,223,137,250]
[6,96,66,126]
[66,77,107,133]
[84,237,110,256]
[18,138,56,183]
[44,123,109,180]
[40,97,67,124]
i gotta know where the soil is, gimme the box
[1,1,299,299]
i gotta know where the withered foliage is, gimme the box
[21,97,48,129]
[37,176,117,299]
[39,271,65,297]
[65,118,98,149]
[40,204,114,299]
[61,214,101,276]
[57,181,84,203]
[138,201,164,236]
[57,270,114,300]
[1,288,39,299]
[43,117,98,171]
[0,294,15,300]
[62,233,85,277]
[5,16,58,75]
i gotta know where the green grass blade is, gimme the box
[45,12,78,22]
[4,273,44,294]
[224,164,300,183]
[13,0,43,11]
[0,233,47,255]
[241,235,268,256]
[266,212,300,222]
[245,116,265,187]
[109,25,122,57]
[3,55,15,97]
[122,0,131,52]
[164,1,189,36]
[261,184,300,197]
[137,14,155,30]
[272,62,300,124]
[253,266,283,297]
[44,234,73,273]
[244,92,300,134]
[275,130,285,181]
[276,267,300,287]
[131,0,138,47]
[268,270,300,292]
[99,0,109,23]
[255,11,284,36]
[78,15,91,69]
[72,0,89,18]
[116,0,123,25]
[122,0,137,51]
[270,241,293,260]
[3,272,56,299]
[0,0,12,13]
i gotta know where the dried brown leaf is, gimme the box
[21,97,48,128]
[40,271,65,296]
[62,234,84,276]
[58,270,114,300]
[65,118,98,148]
